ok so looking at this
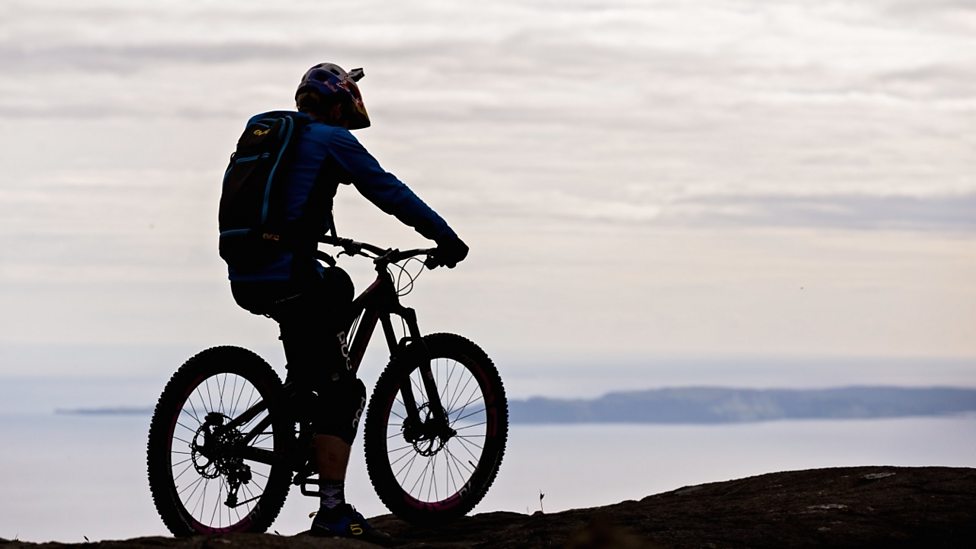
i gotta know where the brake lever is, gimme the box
[314,250,337,267]
[341,241,362,257]
[380,249,401,263]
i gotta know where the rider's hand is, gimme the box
[429,236,469,269]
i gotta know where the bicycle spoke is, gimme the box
[172,461,194,482]
[223,478,232,528]
[190,389,207,419]
[179,410,201,431]
[443,358,457,410]
[454,435,487,444]
[444,445,458,494]
[211,478,222,526]
[395,449,421,481]
[388,448,415,467]
[231,485,241,524]
[245,384,258,411]
[201,479,213,520]
[446,375,474,415]
[427,452,438,502]
[229,374,240,418]
[192,386,210,417]
[178,474,204,497]
[184,400,202,425]
[176,420,198,435]
[451,381,482,413]
[455,433,486,450]
[387,443,414,454]
[204,378,215,414]
[445,450,468,492]
[218,374,228,416]
[241,481,257,509]
[188,480,202,516]
[452,405,486,425]
[450,382,482,425]
[410,374,425,402]
[445,445,475,476]
[409,454,434,495]
[454,435,482,462]
[220,478,229,528]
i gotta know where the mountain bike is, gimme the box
[146,235,508,535]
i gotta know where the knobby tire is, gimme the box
[146,346,293,535]
[364,333,508,524]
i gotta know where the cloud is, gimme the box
[668,192,976,231]
[0,42,303,74]
[874,65,976,102]
[1,0,975,365]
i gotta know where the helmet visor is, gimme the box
[341,79,370,129]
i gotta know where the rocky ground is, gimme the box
[4,466,975,548]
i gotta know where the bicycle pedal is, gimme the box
[297,475,321,497]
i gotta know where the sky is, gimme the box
[1,0,975,395]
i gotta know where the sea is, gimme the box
[2,412,974,542]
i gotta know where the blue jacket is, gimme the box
[228,111,457,281]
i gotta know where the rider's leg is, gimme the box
[304,344,382,541]
[311,372,367,491]
[312,434,351,509]
[279,327,361,510]
[276,306,362,492]
[313,434,352,480]
[266,270,366,500]
[241,268,385,540]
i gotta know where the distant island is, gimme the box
[509,386,976,424]
[56,386,976,424]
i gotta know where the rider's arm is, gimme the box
[327,128,458,242]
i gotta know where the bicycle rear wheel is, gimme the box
[364,333,508,523]
[146,346,293,535]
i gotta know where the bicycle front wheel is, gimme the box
[364,333,508,524]
[146,346,293,535]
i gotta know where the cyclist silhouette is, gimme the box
[226,62,468,541]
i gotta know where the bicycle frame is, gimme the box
[344,257,453,439]
[215,249,450,471]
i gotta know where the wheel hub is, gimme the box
[402,403,456,457]
[188,413,252,505]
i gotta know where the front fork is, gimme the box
[381,307,454,441]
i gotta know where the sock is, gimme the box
[319,479,345,511]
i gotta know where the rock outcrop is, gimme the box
[5,466,975,548]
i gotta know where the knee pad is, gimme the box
[312,376,367,444]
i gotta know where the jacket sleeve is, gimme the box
[328,128,457,242]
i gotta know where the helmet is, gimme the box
[296,63,370,129]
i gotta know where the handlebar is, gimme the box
[318,235,437,267]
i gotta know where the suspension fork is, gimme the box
[382,307,451,432]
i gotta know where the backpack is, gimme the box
[218,112,308,272]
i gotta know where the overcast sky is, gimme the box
[1,0,974,391]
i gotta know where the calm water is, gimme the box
[1,413,974,542]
